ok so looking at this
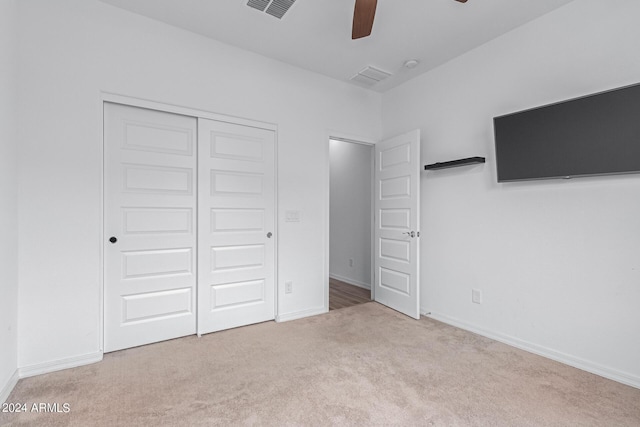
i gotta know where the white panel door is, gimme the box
[374,129,421,319]
[104,103,197,352]
[198,119,276,335]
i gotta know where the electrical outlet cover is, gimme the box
[472,289,482,304]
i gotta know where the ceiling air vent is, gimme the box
[350,66,392,87]
[247,0,296,19]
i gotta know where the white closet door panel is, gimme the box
[104,103,197,352]
[198,120,276,334]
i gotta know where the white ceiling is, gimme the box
[99,0,575,92]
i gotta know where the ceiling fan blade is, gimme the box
[352,0,377,40]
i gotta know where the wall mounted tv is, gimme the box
[493,82,640,182]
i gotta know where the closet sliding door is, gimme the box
[104,103,197,352]
[104,103,277,351]
[197,119,276,335]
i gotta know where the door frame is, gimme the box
[324,131,377,312]
[100,92,279,351]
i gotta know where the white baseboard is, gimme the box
[329,273,371,290]
[425,310,640,390]
[0,369,19,404]
[19,351,103,380]
[276,306,327,323]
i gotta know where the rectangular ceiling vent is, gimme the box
[247,0,296,19]
[350,66,392,87]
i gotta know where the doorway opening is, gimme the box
[328,138,374,310]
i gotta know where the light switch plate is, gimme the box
[285,210,301,222]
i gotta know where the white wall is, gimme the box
[0,0,20,402]
[382,0,640,387]
[329,140,372,288]
[17,0,381,370]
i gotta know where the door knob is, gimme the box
[109,236,117,244]
[402,231,415,238]
[267,232,273,238]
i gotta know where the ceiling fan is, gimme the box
[352,0,468,39]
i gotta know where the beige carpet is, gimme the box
[2,302,639,426]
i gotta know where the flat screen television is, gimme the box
[493,82,640,182]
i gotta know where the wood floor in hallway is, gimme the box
[329,277,371,310]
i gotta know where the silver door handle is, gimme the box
[402,231,415,238]
[267,232,273,238]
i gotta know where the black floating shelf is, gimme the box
[424,156,486,171]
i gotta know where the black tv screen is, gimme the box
[494,83,640,182]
